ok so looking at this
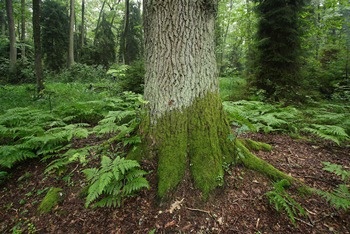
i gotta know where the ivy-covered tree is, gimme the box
[41,0,69,72]
[254,0,305,101]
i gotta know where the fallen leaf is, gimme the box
[165,220,176,228]
[167,198,184,213]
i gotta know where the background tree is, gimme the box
[41,0,69,72]
[68,0,75,67]
[5,0,16,73]
[253,0,305,101]
[93,14,115,68]
[20,0,25,59]
[118,0,143,65]
[32,0,44,94]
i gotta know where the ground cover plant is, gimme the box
[0,81,349,233]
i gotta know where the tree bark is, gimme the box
[21,0,26,59]
[68,0,75,67]
[5,0,16,72]
[142,0,233,198]
[33,0,44,93]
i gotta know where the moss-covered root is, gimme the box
[239,138,272,152]
[235,139,295,183]
[38,187,63,214]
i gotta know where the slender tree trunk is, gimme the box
[94,0,106,46]
[5,0,16,73]
[33,0,44,93]
[68,0,75,67]
[142,0,233,198]
[0,9,5,36]
[121,0,130,64]
[21,0,26,59]
[79,0,85,60]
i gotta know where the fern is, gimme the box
[322,162,350,182]
[315,162,350,210]
[302,124,349,145]
[316,185,350,210]
[265,179,306,225]
[223,101,301,133]
[44,148,90,175]
[83,155,149,208]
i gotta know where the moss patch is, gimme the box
[142,92,234,198]
[239,138,272,152]
[236,139,294,183]
[38,187,63,214]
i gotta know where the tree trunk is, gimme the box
[33,0,44,94]
[21,0,26,59]
[68,0,75,67]
[120,0,129,64]
[79,0,85,61]
[142,0,233,198]
[5,0,16,73]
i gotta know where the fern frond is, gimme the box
[265,179,306,225]
[0,145,36,168]
[322,162,350,182]
[114,157,140,175]
[97,172,113,194]
[123,177,150,195]
[303,124,349,145]
[83,155,149,208]
[83,168,99,182]
[316,185,350,210]
[85,180,103,208]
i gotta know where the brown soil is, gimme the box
[0,133,349,234]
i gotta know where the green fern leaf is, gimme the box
[98,171,113,194]
[123,177,149,195]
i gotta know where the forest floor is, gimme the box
[0,133,349,234]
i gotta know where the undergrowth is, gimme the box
[224,101,349,145]
[265,179,306,225]
[83,155,149,208]
[315,162,350,210]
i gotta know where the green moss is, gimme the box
[188,93,228,197]
[240,138,272,152]
[142,92,233,198]
[236,140,294,183]
[126,145,143,161]
[38,187,63,214]
[149,110,188,198]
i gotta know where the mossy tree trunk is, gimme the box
[142,0,234,198]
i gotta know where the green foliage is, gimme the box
[224,100,349,145]
[41,0,69,72]
[219,76,248,101]
[108,61,145,93]
[302,124,349,145]
[118,1,144,65]
[53,63,109,83]
[83,155,149,208]
[315,162,350,210]
[37,187,63,214]
[223,100,301,133]
[265,179,306,225]
[92,15,116,68]
[253,0,306,101]
[0,107,89,168]
[44,148,90,175]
